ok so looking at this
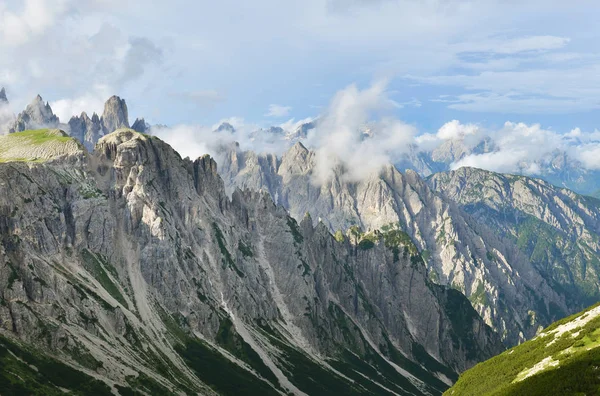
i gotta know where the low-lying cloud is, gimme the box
[0,102,14,135]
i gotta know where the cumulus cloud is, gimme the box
[307,81,416,183]
[451,122,565,174]
[265,104,292,118]
[437,119,479,140]
[151,124,217,160]
[576,144,600,170]
[415,120,480,151]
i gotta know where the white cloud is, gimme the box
[451,121,565,174]
[414,120,480,151]
[0,103,14,135]
[307,81,416,183]
[459,35,570,55]
[51,85,111,121]
[0,0,70,46]
[265,104,292,117]
[437,119,479,140]
[575,144,600,170]
[278,117,314,132]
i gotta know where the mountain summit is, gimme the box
[9,94,59,133]
[101,95,130,134]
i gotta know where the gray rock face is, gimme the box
[66,96,137,151]
[9,95,59,133]
[0,129,501,394]
[218,143,573,346]
[0,88,7,104]
[67,112,103,151]
[428,167,600,310]
[101,95,129,134]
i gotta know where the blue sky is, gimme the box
[1,0,600,135]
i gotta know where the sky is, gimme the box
[1,0,600,174]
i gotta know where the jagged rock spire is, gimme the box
[101,95,129,134]
[131,117,149,133]
[0,87,7,104]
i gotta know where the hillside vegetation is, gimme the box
[446,302,600,395]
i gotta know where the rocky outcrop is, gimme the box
[101,95,129,134]
[9,95,59,133]
[65,96,138,151]
[0,129,502,394]
[67,111,103,151]
[0,88,7,104]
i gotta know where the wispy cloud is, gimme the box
[265,104,292,117]
[457,35,570,55]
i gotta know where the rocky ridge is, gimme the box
[218,143,574,345]
[428,167,600,308]
[5,93,147,150]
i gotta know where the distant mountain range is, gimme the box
[3,88,598,197]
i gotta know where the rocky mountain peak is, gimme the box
[131,117,149,133]
[10,94,59,133]
[0,87,7,104]
[266,126,284,134]
[101,95,129,134]
[216,122,235,133]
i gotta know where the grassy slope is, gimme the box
[445,302,600,396]
[0,129,81,162]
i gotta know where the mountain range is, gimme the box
[0,127,503,395]
[1,91,600,394]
